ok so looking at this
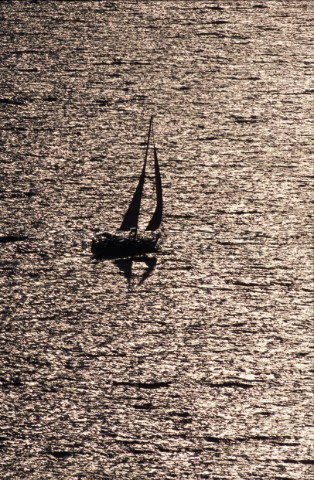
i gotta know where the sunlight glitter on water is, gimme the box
[0,1,313,479]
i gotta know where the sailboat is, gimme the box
[91,116,163,258]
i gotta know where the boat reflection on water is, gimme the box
[92,116,163,259]
[114,256,157,287]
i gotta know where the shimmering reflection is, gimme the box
[114,256,157,288]
[0,1,313,479]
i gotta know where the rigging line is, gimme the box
[151,118,155,147]
[144,116,153,165]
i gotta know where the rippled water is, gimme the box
[1,1,313,479]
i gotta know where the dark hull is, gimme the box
[91,236,159,259]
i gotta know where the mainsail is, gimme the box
[146,145,163,231]
[119,117,153,231]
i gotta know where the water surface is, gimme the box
[0,1,313,479]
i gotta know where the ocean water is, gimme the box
[0,1,313,479]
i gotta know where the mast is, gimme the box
[119,116,153,231]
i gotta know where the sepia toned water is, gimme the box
[0,1,313,479]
